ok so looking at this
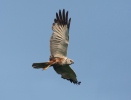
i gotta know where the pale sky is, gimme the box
[0,0,131,100]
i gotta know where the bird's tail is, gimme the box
[32,62,51,70]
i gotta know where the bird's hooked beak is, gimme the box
[72,61,74,64]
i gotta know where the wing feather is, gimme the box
[53,65,81,85]
[50,9,71,57]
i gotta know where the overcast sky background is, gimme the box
[0,0,131,100]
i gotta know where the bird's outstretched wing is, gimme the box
[50,9,71,57]
[53,64,81,85]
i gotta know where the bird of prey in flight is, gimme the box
[32,9,81,85]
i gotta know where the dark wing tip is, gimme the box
[62,77,81,85]
[69,79,81,85]
[68,18,71,29]
[53,9,71,29]
[77,81,81,85]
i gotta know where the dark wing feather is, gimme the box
[53,64,81,85]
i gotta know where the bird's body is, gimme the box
[32,9,81,85]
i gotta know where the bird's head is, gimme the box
[66,58,74,65]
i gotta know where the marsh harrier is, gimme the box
[32,9,81,85]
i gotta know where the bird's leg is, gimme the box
[42,60,56,70]
[43,64,51,70]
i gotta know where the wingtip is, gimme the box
[77,81,81,85]
[53,9,71,29]
[72,81,81,85]
[65,78,81,85]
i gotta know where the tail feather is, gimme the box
[32,62,51,70]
